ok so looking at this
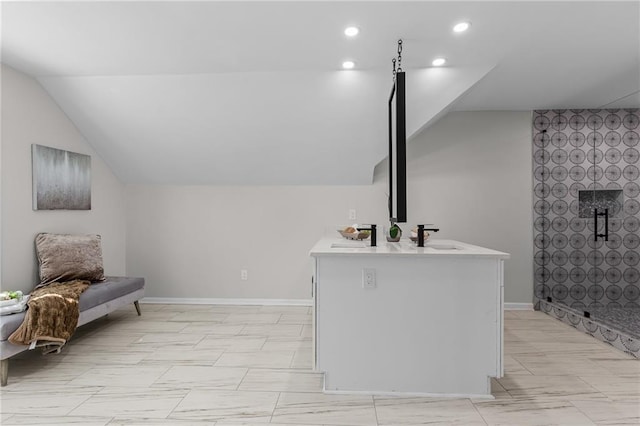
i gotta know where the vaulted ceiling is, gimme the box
[2,1,639,185]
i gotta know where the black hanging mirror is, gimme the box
[388,40,406,224]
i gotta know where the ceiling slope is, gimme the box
[2,1,639,185]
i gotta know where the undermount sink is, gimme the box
[402,241,461,250]
[331,242,368,249]
[426,243,460,250]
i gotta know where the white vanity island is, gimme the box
[309,237,510,398]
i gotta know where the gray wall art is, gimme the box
[32,144,91,210]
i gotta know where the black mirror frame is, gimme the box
[388,71,406,223]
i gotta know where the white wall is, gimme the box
[126,110,533,304]
[125,185,382,300]
[1,65,127,293]
[398,111,534,304]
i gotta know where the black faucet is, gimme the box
[357,224,377,247]
[417,224,439,247]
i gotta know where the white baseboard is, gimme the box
[504,302,534,310]
[141,298,531,310]
[140,297,313,307]
[322,388,494,400]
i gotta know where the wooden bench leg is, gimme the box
[1,359,8,387]
[134,300,141,316]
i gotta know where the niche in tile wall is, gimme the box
[578,189,623,218]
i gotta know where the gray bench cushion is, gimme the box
[79,276,144,311]
[0,312,25,342]
[0,276,144,341]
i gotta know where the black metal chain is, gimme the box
[392,39,403,81]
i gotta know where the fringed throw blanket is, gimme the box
[8,280,89,354]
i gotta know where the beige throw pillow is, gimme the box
[35,233,105,285]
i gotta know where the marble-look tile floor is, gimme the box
[0,305,638,425]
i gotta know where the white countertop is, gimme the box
[309,237,510,259]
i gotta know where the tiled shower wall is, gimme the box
[532,109,640,310]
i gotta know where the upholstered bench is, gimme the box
[0,276,145,386]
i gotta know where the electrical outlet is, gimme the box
[362,268,376,289]
[241,269,248,281]
[349,209,357,220]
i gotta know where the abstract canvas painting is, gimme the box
[32,144,91,210]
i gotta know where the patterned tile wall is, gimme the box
[532,109,640,310]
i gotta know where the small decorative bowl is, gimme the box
[410,230,430,243]
[338,230,370,240]
[0,295,23,307]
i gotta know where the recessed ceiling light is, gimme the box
[342,61,355,69]
[344,26,359,37]
[453,21,471,33]
[432,58,446,67]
